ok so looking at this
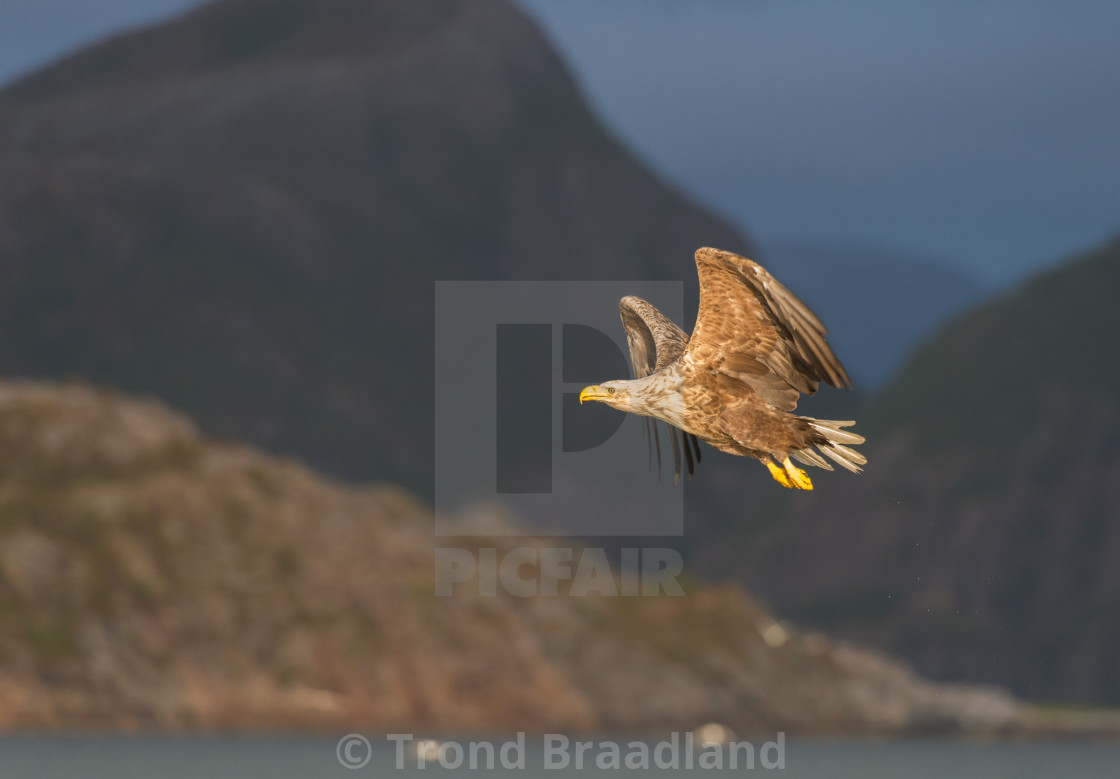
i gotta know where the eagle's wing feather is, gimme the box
[619,295,688,377]
[618,295,701,481]
[689,248,852,414]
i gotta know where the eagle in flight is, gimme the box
[579,247,865,490]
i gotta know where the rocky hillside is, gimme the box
[0,0,747,493]
[693,235,1120,706]
[0,378,1046,736]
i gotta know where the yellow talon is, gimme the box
[781,456,814,490]
[765,460,796,489]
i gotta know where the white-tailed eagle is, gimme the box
[579,247,865,490]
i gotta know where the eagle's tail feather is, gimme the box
[802,418,867,473]
[819,442,866,473]
[792,447,833,471]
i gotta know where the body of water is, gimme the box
[0,736,1117,778]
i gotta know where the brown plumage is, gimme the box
[580,247,866,490]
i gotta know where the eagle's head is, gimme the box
[579,380,632,409]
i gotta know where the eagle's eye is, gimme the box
[607,387,616,394]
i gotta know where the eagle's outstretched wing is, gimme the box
[618,296,702,482]
[688,247,851,416]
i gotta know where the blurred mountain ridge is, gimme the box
[691,234,1120,705]
[0,0,993,490]
[0,377,1050,735]
[0,0,747,493]
[3,0,476,98]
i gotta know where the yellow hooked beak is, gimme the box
[579,385,608,404]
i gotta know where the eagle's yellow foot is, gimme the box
[765,459,796,488]
[781,456,814,490]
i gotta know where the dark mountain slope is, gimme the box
[692,235,1120,704]
[0,0,748,491]
[866,236,1120,455]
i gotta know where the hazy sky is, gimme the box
[515,0,1120,283]
[4,0,1119,284]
